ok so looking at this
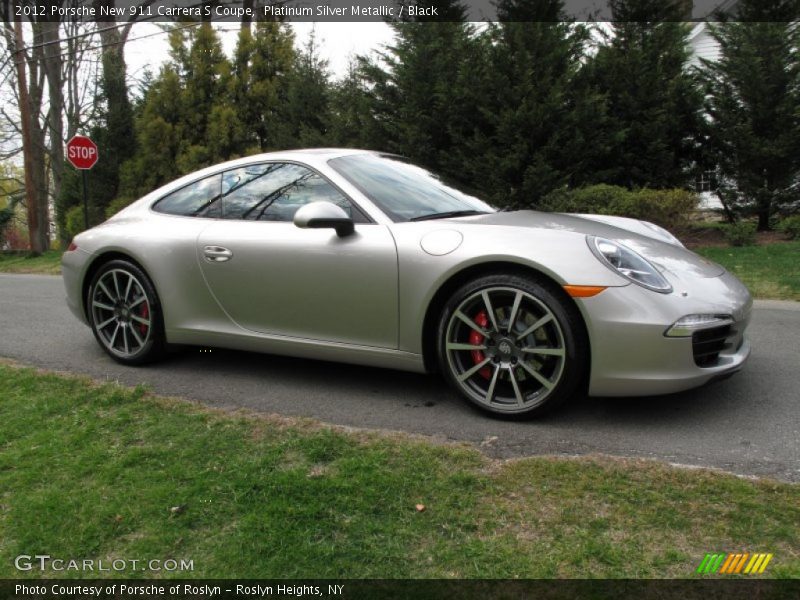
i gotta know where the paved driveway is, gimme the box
[1,274,798,481]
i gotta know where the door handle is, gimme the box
[203,245,233,263]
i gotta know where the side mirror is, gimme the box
[293,201,355,237]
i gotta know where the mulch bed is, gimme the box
[681,228,791,249]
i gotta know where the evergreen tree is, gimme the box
[462,0,594,207]
[701,1,800,229]
[284,28,332,148]
[356,53,401,151]
[585,0,702,189]
[119,67,184,197]
[95,48,136,198]
[120,24,245,197]
[359,0,476,176]
[176,23,237,171]
[230,20,296,152]
[327,56,379,148]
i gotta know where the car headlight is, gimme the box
[587,236,673,294]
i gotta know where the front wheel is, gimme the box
[437,274,587,418]
[88,259,165,365]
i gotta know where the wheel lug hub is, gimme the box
[496,337,516,360]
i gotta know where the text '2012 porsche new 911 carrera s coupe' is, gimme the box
[63,149,752,417]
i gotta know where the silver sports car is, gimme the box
[62,149,752,417]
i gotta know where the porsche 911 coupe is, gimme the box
[62,149,752,417]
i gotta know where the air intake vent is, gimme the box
[692,325,733,368]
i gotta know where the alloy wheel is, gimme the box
[91,268,152,358]
[444,286,567,412]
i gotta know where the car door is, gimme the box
[197,161,398,349]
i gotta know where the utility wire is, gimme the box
[6,22,137,53]
[1,21,239,74]
[4,0,240,54]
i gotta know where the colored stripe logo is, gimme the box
[697,552,773,574]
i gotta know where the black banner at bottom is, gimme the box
[3,579,800,600]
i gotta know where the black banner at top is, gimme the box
[3,0,800,23]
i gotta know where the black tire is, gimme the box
[87,259,165,365]
[436,273,587,418]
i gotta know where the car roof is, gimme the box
[158,148,371,192]
[250,148,370,161]
[179,148,373,177]
[282,148,369,157]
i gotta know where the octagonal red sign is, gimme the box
[66,135,98,170]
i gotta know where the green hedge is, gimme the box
[722,222,757,246]
[779,215,800,240]
[540,184,698,232]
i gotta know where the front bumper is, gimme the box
[580,269,752,397]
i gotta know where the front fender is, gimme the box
[391,222,628,355]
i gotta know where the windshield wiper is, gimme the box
[409,210,489,222]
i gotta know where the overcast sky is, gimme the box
[124,22,396,85]
[122,1,726,86]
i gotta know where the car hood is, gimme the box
[453,210,725,279]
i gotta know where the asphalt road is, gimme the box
[1,273,798,482]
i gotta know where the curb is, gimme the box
[753,299,800,311]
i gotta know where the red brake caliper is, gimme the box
[470,311,492,379]
[139,302,149,336]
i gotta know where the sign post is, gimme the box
[65,135,99,229]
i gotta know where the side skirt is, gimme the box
[167,328,427,374]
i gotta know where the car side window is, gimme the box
[152,174,222,218]
[221,162,366,222]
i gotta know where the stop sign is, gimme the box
[66,135,98,170]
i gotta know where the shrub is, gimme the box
[778,215,800,240]
[3,226,29,250]
[539,184,629,215]
[0,196,21,248]
[0,204,13,247]
[64,205,87,242]
[540,185,698,232]
[617,189,698,231]
[722,222,757,246]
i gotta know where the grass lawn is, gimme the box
[0,362,797,579]
[695,242,800,301]
[0,250,62,275]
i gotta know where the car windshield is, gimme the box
[328,154,494,222]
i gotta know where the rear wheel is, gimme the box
[437,274,586,418]
[88,259,165,365]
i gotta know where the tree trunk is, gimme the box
[42,21,63,242]
[29,23,51,252]
[714,188,737,224]
[13,20,45,254]
[757,202,771,231]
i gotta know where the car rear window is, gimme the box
[152,174,222,218]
